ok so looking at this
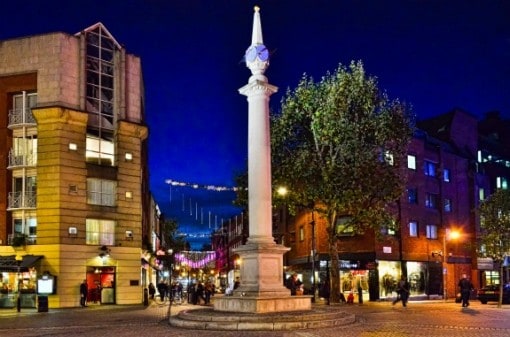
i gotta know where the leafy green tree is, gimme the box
[478,189,510,307]
[271,61,414,303]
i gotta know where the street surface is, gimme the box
[0,299,508,337]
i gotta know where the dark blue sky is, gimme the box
[1,1,509,248]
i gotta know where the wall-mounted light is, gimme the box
[125,191,133,199]
[68,227,77,236]
[125,230,133,239]
[69,143,77,151]
[125,152,133,161]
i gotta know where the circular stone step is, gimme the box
[169,307,356,331]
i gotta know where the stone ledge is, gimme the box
[169,307,356,331]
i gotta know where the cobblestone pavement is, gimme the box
[0,299,509,337]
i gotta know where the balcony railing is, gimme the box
[7,150,36,168]
[7,234,37,246]
[8,108,36,128]
[7,192,36,210]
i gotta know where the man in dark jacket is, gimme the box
[458,274,474,307]
[392,276,410,307]
[80,280,88,307]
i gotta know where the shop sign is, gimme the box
[338,260,359,269]
[477,257,493,270]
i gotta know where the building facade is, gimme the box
[284,109,496,302]
[0,23,150,308]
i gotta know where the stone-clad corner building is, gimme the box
[0,23,153,309]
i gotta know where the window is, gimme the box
[425,193,439,209]
[87,178,116,206]
[497,177,508,190]
[383,151,394,166]
[335,216,354,236]
[424,161,437,177]
[85,25,116,130]
[86,135,115,166]
[86,219,115,245]
[444,198,452,212]
[409,221,418,237]
[407,155,416,170]
[426,224,438,239]
[407,188,418,204]
[479,188,485,201]
[299,226,304,241]
[443,168,451,182]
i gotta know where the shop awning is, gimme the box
[0,255,44,272]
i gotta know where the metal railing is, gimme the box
[8,150,36,168]
[8,108,36,127]
[7,192,36,210]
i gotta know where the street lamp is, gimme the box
[443,229,460,302]
[166,249,173,321]
[15,254,22,312]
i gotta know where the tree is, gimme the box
[160,218,189,252]
[478,189,510,307]
[271,61,414,303]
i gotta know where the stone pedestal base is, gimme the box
[213,242,311,313]
[214,295,311,313]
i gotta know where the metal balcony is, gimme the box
[8,108,36,128]
[7,151,36,169]
[7,192,36,210]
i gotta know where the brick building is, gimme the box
[283,109,502,302]
[0,23,152,309]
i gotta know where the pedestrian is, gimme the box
[286,273,303,296]
[233,277,240,290]
[356,276,364,305]
[392,276,410,307]
[157,281,167,301]
[458,274,474,307]
[80,279,88,307]
[148,282,156,299]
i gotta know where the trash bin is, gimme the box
[38,296,48,312]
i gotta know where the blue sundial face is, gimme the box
[245,46,257,62]
[256,45,269,61]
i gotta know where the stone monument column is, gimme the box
[213,6,311,313]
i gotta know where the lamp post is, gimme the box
[310,210,317,303]
[166,249,173,321]
[15,254,22,312]
[443,229,460,302]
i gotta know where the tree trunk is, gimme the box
[328,211,341,303]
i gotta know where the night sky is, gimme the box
[1,1,509,248]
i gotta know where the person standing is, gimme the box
[392,276,410,307]
[80,279,88,307]
[458,274,474,307]
[286,273,302,296]
[148,282,156,300]
[356,276,364,305]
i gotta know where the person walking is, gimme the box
[80,279,88,307]
[148,282,156,300]
[458,274,474,307]
[392,276,410,307]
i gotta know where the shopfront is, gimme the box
[0,255,42,308]
[85,266,116,305]
[338,259,378,302]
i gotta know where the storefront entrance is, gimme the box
[85,266,116,305]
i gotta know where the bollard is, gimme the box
[143,288,149,306]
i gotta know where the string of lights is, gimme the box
[165,179,244,192]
